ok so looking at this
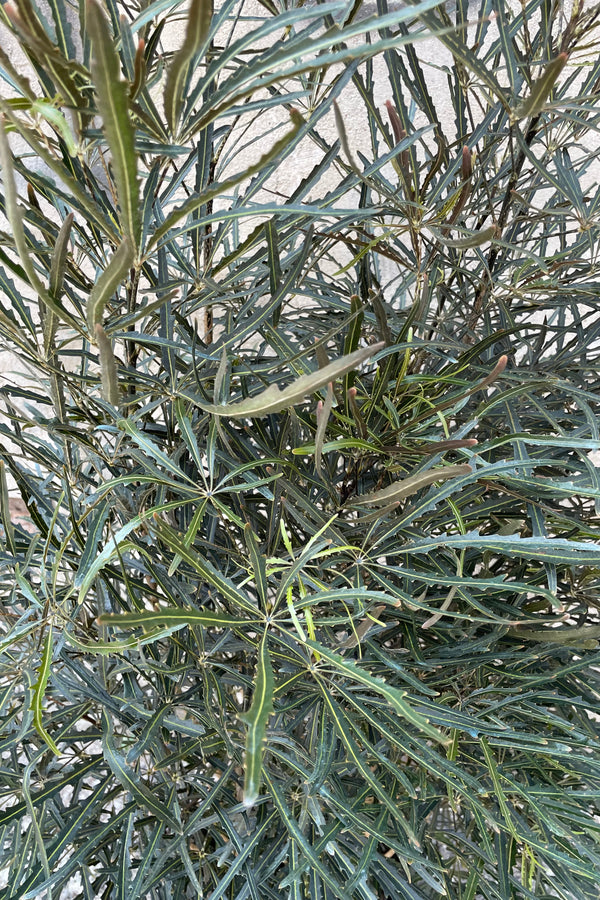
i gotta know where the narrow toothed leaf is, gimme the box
[101,710,181,832]
[148,109,305,250]
[305,639,448,744]
[98,608,255,628]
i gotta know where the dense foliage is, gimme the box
[1,0,600,896]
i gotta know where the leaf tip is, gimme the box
[3,3,20,25]
[495,354,508,376]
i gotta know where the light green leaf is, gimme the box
[31,99,78,156]
[98,608,256,629]
[197,342,384,418]
[404,531,600,565]
[353,464,472,506]
[95,324,120,407]
[48,213,73,305]
[163,0,213,132]
[429,225,498,249]
[65,624,188,655]
[508,624,600,648]
[87,238,134,333]
[87,0,140,246]
[513,53,568,121]
[240,632,275,807]
[315,382,335,473]
[0,119,81,332]
[30,625,60,756]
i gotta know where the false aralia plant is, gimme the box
[0,0,600,897]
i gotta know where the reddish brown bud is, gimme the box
[461,146,473,181]
[385,100,406,145]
